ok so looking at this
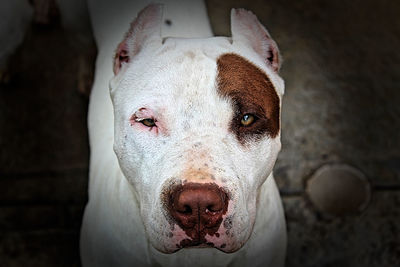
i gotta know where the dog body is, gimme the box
[81,0,286,266]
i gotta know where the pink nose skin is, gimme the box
[168,183,229,247]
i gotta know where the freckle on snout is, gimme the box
[193,142,202,147]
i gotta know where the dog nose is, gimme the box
[168,183,228,232]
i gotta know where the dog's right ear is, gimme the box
[113,4,163,75]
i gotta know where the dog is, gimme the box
[0,0,285,265]
[78,0,287,266]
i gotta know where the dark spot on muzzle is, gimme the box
[223,215,233,230]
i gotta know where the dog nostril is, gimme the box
[179,205,192,215]
[168,183,229,231]
[206,204,221,213]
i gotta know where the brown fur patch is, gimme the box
[216,53,280,142]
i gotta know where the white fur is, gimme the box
[81,0,287,266]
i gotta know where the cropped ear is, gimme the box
[231,8,281,72]
[113,4,163,75]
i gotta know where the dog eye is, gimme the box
[141,118,156,127]
[240,114,256,127]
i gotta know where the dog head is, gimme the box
[110,4,284,254]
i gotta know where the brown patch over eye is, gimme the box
[216,53,280,143]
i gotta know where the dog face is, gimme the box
[110,4,284,254]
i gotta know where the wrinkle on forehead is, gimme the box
[216,53,280,142]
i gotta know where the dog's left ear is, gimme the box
[231,8,281,72]
[113,4,163,75]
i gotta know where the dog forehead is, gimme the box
[161,36,232,55]
[116,36,282,141]
[119,36,282,95]
[156,36,283,97]
[118,37,231,101]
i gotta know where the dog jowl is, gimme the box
[110,4,284,254]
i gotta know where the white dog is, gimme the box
[79,0,287,266]
[0,0,286,265]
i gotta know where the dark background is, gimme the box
[1,0,399,266]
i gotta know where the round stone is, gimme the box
[306,164,371,216]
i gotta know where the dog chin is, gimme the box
[178,243,242,254]
[152,245,242,255]
[150,237,245,254]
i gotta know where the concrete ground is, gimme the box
[1,0,399,266]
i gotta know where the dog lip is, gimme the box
[216,244,243,254]
[173,241,241,254]
[177,238,215,249]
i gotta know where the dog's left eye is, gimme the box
[240,114,256,127]
[140,118,156,127]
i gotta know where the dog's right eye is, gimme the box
[140,118,156,127]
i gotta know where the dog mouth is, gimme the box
[174,238,233,253]
[171,223,229,252]
[177,238,215,249]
